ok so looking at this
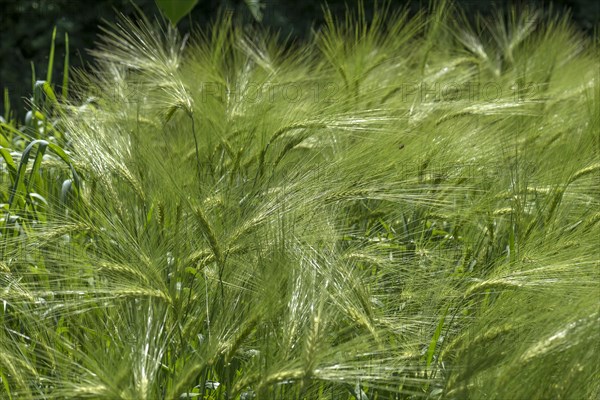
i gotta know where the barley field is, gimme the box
[0,2,598,399]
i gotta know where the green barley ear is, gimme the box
[568,163,600,184]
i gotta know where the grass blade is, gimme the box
[62,32,69,100]
[46,26,57,85]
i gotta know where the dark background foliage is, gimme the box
[0,0,598,116]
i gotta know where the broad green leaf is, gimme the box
[60,179,73,204]
[244,0,264,22]
[0,127,10,147]
[0,146,17,180]
[26,140,48,193]
[0,371,12,400]
[155,0,198,25]
[34,81,57,108]
[48,142,81,189]
[9,140,48,209]
[0,122,30,141]
[28,192,48,206]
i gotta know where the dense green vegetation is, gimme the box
[1,2,599,399]
[2,0,599,116]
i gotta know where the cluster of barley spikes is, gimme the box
[0,1,598,399]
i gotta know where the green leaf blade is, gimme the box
[155,0,198,25]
